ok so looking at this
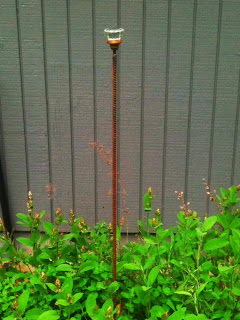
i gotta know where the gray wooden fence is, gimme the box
[0,0,240,233]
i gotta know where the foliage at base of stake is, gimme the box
[0,185,240,319]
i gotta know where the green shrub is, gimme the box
[0,186,240,319]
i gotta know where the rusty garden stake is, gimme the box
[104,28,124,316]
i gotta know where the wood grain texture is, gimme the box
[119,0,143,233]
[187,0,219,218]
[17,0,51,226]
[69,0,95,226]
[232,71,240,188]
[210,1,240,213]
[43,0,73,225]
[94,0,117,225]
[141,0,168,224]
[163,0,194,228]
[0,1,28,229]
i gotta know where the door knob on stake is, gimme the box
[104,27,124,317]
[104,28,124,50]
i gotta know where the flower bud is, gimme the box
[41,272,47,281]
[237,185,240,191]
[55,278,61,290]
[67,293,73,304]
[70,209,75,220]
[28,191,33,201]
[120,217,125,227]
[80,218,86,226]
[108,223,112,233]
[155,208,161,216]
[52,227,57,237]
[55,208,61,219]
[223,197,227,201]
[106,306,112,318]
[148,187,152,196]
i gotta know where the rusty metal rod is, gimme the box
[112,48,118,312]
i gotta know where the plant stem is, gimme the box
[147,211,150,236]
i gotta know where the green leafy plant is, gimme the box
[0,184,240,319]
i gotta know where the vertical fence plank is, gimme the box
[119,0,143,232]
[232,71,240,188]
[43,0,72,223]
[17,0,51,224]
[187,0,219,217]
[141,0,168,222]
[0,1,28,229]
[69,0,95,225]
[94,0,117,225]
[209,1,240,213]
[163,0,194,228]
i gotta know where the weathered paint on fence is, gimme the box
[0,0,240,232]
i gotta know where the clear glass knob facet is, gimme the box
[104,28,124,42]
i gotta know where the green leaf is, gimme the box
[25,308,43,320]
[43,222,54,236]
[0,243,9,257]
[142,286,151,291]
[175,290,192,297]
[37,310,60,320]
[81,261,97,272]
[60,233,75,241]
[109,281,120,294]
[101,299,114,315]
[40,210,46,218]
[46,283,56,292]
[17,237,34,247]
[216,195,223,205]
[229,218,240,230]
[62,277,73,296]
[163,287,171,296]
[229,186,237,205]
[39,234,50,247]
[18,289,30,315]
[72,292,83,304]
[184,315,198,320]
[85,293,98,318]
[117,226,121,242]
[220,188,228,198]
[217,214,229,229]
[144,193,152,211]
[144,238,157,245]
[137,220,146,228]
[218,265,232,273]
[196,283,207,296]
[232,287,240,296]
[16,213,31,225]
[56,299,69,306]
[203,216,217,232]
[148,266,159,286]
[186,315,207,320]
[168,310,185,320]
[124,263,141,271]
[150,305,165,318]
[56,264,74,272]
[30,230,41,244]
[3,316,16,320]
[203,237,229,252]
